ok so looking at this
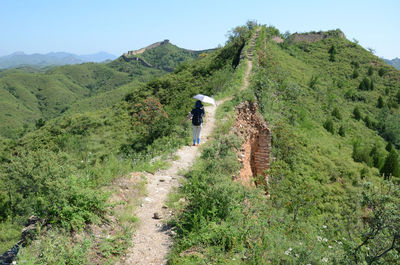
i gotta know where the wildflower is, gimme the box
[328,245,333,249]
[338,241,343,245]
[323,225,327,229]
[317,236,322,241]
[81,160,84,163]
[295,254,299,258]
[323,238,328,242]
[322,257,328,263]
[284,248,292,255]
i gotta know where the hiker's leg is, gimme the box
[193,125,201,145]
[192,125,197,145]
[197,125,202,144]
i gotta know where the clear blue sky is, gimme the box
[1,0,399,59]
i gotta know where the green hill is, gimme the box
[0,42,202,138]
[167,26,400,264]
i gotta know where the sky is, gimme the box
[1,0,399,59]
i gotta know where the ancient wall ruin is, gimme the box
[233,102,271,189]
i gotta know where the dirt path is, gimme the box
[117,28,260,265]
[117,102,219,265]
[242,27,260,90]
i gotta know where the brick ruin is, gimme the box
[233,101,271,189]
[124,40,170,57]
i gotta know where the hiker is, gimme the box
[184,100,205,146]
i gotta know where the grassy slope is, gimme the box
[168,26,400,264]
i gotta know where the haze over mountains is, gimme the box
[385,57,400,70]
[0,51,117,69]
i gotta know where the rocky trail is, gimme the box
[117,102,219,265]
[117,28,260,265]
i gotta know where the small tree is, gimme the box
[353,107,362,120]
[308,75,319,89]
[352,69,359,79]
[359,77,374,90]
[367,66,374,76]
[328,45,337,62]
[378,68,386,77]
[380,150,400,179]
[377,96,384,108]
[35,118,46,129]
[364,115,374,129]
[386,142,393,152]
[332,107,342,120]
[339,125,346,137]
[323,119,335,134]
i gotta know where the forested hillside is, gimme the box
[0,43,193,138]
[0,25,249,263]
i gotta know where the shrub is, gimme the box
[328,45,337,62]
[351,61,360,69]
[323,119,335,134]
[352,69,359,79]
[377,96,384,108]
[369,145,384,169]
[309,75,319,89]
[331,107,342,120]
[378,67,386,77]
[386,142,393,152]
[396,90,400,104]
[352,142,373,166]
[35,118,46,129]
[338,125,345,137]
[367,66,374,76]
[353,107,362,120]
[358,77,374,90]
[364,115,375,129]
[380,150,400,179]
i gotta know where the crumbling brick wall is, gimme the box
[233,101,271,188]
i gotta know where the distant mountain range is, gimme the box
[0,51,117,69]
[384,57,400,70]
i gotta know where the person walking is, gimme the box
[184,100,205,146]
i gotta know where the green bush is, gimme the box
[352,69,359,79]
[338,125,346,137]
[377,96,384,108]
[352,141,373,166]
[380,150,400,179]
[353,107,362,120]
[378,67,386,77]
[367,66,374,76]
[364,115,375,129]
[331,107,342,120]
[328,45,337,62]
[358,77,374,90]
[323,119,335,134]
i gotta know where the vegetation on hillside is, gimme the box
[0,24,249,262]
[168,25,400,264]
[0,43,204,139]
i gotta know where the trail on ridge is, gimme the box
[117,102,219,265]
[117,28,260,265]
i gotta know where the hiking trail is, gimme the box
[117,28,259,265]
